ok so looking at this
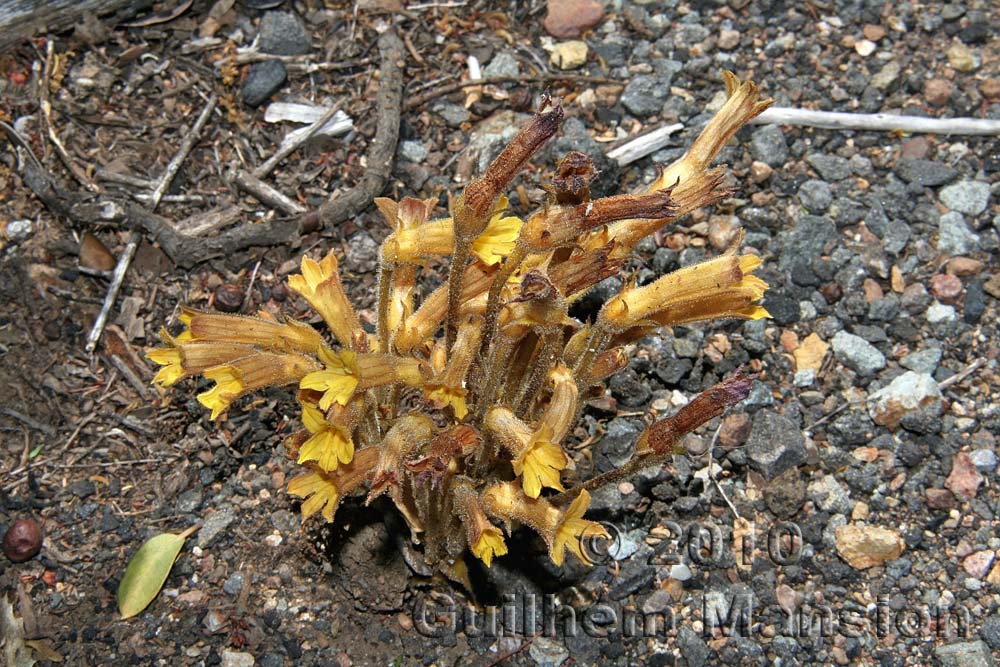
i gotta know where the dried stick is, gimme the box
[403,73,620,110]
[754,107,1000,136]
[253,101,342,179]
[85,95,217,352]
[40,41,99,193]
[607,123,683,166]
[231,169,306,215]
[314,30,405,229]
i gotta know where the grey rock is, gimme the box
[798,179,832,213]
[750,125,788,167]
[197,507,235,547]
[742,379,775,410]
[926,303,957,323]
[871,60,900,90]
[832,331,886,375]
[257,11,310,56]
[965,280,987,324]
[763,293,800,325]
[398,140,428,163]
[763,33,794,57]
[940,180,991,216]
[677,625,710,667]
[344,232,379,273]
[970,449,998,474]
[981,616,1000,650]
[529,637,569,667]
[900,347,943,374]
[608,529,644,561]
[746,410,807,480]
[882,218,912,255]
[673,23,710,49]
[608,368,651,408]
[259,655,284,667]
[793,369,815,387]
[642,589,673,614]
[5,219,33,241]
[807,153,852,181]
[897,159,958,186]
[868,371,943,429]
[621,74,673,117]
[269,509,298,534]
[596,418,640,472]
[177,488,203,513]
[434,102,470,127]
[242,60,287,107]
[779,215,836,270]
[808,476,853,514]
[221,650,255,667]
[934,641,996,667]
[223,572,245,596]
[483,51,519,79]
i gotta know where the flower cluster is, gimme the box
[148,72,772,580]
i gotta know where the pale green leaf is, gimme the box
[117,531,190,619]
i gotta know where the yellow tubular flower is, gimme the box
[550,490,608,566]
[455,484,509,568]
[287,470,340,522]
[486,408,568,498]
[599,250,768,331]
[472,527,509,567]
[598,72,771,258]
[383,197,522,266]
[182,308,323,355]
[288,447,379,522]
[514,433,568,498]
[395,263,494,354]
[198,366,244,419]
[423,317,481,419]
[299,348,360,410]
[147,337,259,386]
[147,347,185,386]
[197,352,321,419]
[298,402,355,471]
[472,201,523,266]
[287,252,363,349]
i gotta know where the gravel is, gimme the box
[831,330,886,376]
[939,180,992,216]
[242,60,287,107]
[746,410,808,480]
[256,11,311,56]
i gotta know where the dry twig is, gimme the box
[755,107,1000,136]
[85,95,218,352]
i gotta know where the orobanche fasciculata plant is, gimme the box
[149,72,772,581]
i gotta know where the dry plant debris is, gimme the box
[148,71,772,580]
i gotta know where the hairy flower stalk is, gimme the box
[148,72,772,578]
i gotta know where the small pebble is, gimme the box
[854,39,877,56]
[214,284,245,313]
[4,219,33,241]
[930,273,963,303]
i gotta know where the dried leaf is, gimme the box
[793,333,829,373]
[1,597,36,667]
[118,529,194,618]
[23,640,61,663]
[120,0,194,27]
